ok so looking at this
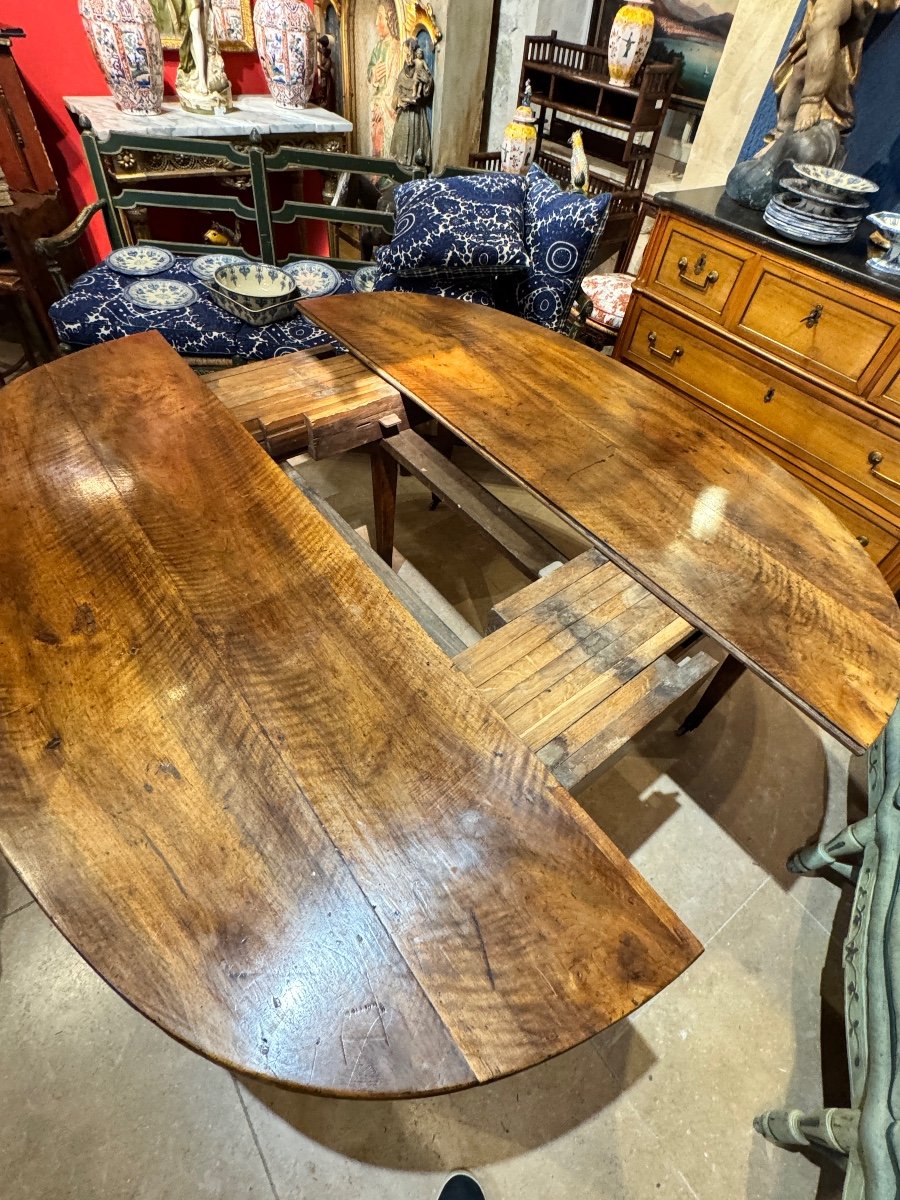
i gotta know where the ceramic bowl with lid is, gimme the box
[212,262,297,311]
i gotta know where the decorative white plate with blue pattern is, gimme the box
[283,260,342,297]
[352,264,379,293]
[126,278,199,311]
[106,246,175,276]
[189,253,245,281]
[793,163,879,196]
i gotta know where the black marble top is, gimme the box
[656,186,900,304]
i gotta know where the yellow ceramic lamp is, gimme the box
[608,0,655,89]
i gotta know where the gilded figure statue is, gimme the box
[766,0,900,144]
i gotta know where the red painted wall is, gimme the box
[6,1,296,260]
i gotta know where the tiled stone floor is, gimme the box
[1,445,862,1199]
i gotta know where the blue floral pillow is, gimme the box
[514,164,612,331]
[373,264,496,308]
[378,174,529,279]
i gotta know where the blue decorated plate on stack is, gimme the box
[764,164,878,246]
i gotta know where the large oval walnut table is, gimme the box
[0,331,701,1100]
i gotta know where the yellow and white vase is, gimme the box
[500,99,538,176]
[607,0,655,89]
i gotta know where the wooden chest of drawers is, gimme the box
[615,190,900,588]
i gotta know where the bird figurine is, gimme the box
[203,220,242,247]
[568,130,589,194]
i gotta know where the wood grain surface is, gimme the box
[303,293,900,754]
[0,332,700,1098]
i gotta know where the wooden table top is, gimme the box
[0,332,700,1098]
[303,293,900,755]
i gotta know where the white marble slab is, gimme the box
[65,95,352,142]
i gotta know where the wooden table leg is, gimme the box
[371,442,399,565]
[675,653,746,736]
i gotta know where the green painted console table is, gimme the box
[61,94,388,265]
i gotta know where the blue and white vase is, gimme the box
[79,0,163,115]
[254,0,317,108]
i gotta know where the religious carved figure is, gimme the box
[155,0,233,115]
[367,2,401,157]
[765,0,900,146]
[727,0,899,208]
[390,37,433,169]
[312,34,337,110]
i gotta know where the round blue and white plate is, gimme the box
[189,252,245,280]
[106,245,175,276]
[126,278,199,311]
[352,264,379,293]
[793,163,879,196]
[283,259,342,297]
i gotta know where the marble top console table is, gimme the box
[65,96,351,145]
[63,95,354,256]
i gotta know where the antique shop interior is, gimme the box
[2,3,900,1200]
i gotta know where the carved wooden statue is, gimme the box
[727,0,899,208]
[311,34,337,111]
[390,38,433,170]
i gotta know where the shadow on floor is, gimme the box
[244,1023,657,1171]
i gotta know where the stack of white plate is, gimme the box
[764,164,878,246]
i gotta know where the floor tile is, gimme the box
[1,851,31,917]
[240,1035,698,1200]
[0,905,274,1200]
[594,666,858,934]
[578,765,769,943]
[595,880,847,1200]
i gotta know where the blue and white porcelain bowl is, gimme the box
[207,284,297,327]
[793,163,879,198]
[213,263,297,311]
[867,211,900,277]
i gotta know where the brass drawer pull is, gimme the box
[802,303,824,328]
[647,331,684,364]
[677,255,719,293]
[868,450,900,490]
[763,387,776,403]
[857,535,870,548]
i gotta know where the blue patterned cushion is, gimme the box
[513,165,612,332]
[377,174,529,279]
[50,257,351,362]
[373,264,496,308]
